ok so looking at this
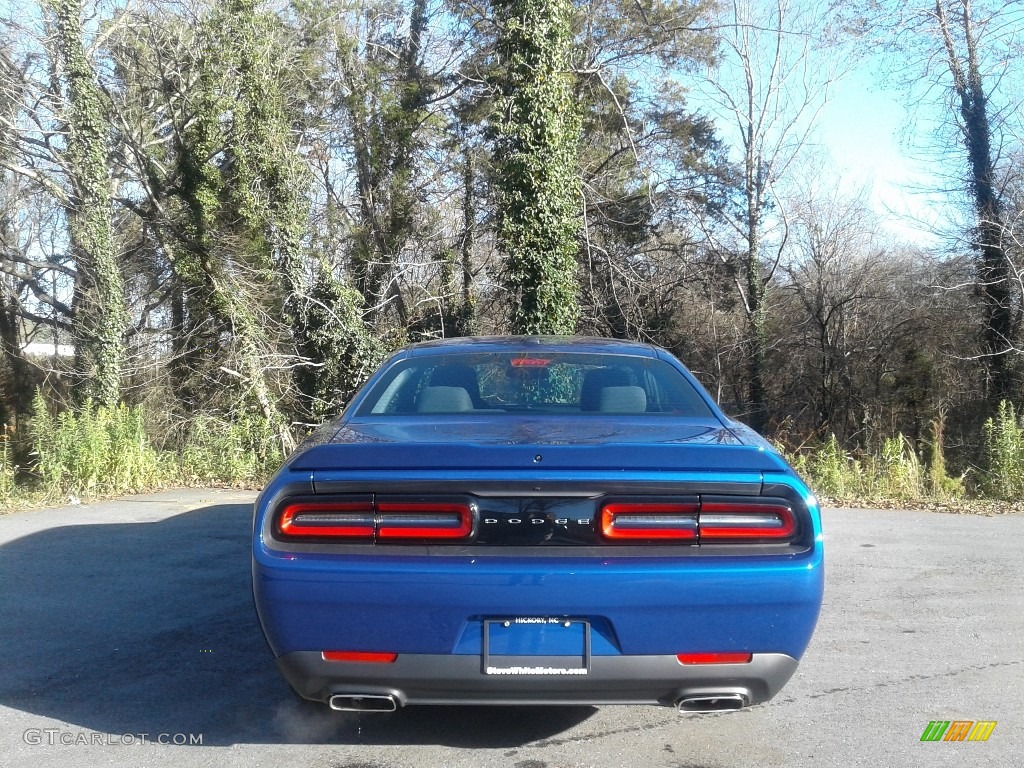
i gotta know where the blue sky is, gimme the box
[813,64,956,245]
[685,13,966,251]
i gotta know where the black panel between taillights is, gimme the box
[266,488,815,554]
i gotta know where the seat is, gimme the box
[580,368,631,411]
[599,386,647,413]
[416,386,474,413]
[428,364,483,408]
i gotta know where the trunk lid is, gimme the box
[290,416,789,474]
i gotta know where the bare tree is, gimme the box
[775,177,973,447]
[847,0,1024,402]
[933,0,1019,398]
[697,0,846,430]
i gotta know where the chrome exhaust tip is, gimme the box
[675,694,746,713]
[328,694,399,712]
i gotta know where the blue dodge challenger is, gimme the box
[252,336,823,713]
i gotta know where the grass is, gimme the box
[29,392,166,497]
[981,400,1024,500]
[788,433,961,505]
[178,413,283,486]
[0,393,282,511]
[0,426,17,504]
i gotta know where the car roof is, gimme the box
[402,335,661,358]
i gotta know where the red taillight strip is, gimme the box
[599,497,798,543]
[322,651,398,663]
[376,502,473,539]
[278,501,375,538]
[276,498,474,541]
[698,501,796,540]
[676,652,753,665]
[601,502,699,540]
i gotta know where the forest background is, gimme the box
[2,0,1024,507]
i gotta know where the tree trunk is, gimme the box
[744,128,768,432]
[492,0,582,335]
[48,0,127,407]
[936,0,1016,400]
[458,150,477,336]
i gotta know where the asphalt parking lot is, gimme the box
[1,489,1021,767]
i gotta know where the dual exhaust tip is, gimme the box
[327,692,746,714]
[675,693,747,713]
[328,694,399,712]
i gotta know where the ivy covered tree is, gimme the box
[933,0,1018,400]
[107,0,320,446]
[491,0,582,335]
[844,0,1024,406]
[47,0,128,407]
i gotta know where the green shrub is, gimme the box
[874,435,927,500]
[789,430,962,503]
[982,400,1024,500]
[28,392,166,498]
[177,412,282,485]
[926,417,964,498]
[790,434,864,500]
[16,389,286,502]
[0,427,15,504]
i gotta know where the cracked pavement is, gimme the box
[1,490,1021,767]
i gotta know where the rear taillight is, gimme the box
[599,497,798,543]
[600,501,699,540]
[278,499,375,538]
[698,499,796,540]
[377,501,474,539]
[276,497,474,542]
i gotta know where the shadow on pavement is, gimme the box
[0,502,595,746]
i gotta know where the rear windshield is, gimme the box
[355,352,715,417]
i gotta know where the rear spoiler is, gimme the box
[288,443,791,473]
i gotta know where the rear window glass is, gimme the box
[355,352,714,417]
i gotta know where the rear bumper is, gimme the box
[253,548,824,659]
[277,650,799,708]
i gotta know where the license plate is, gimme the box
[482,617,591,675]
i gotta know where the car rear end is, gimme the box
[252,439,823,712]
